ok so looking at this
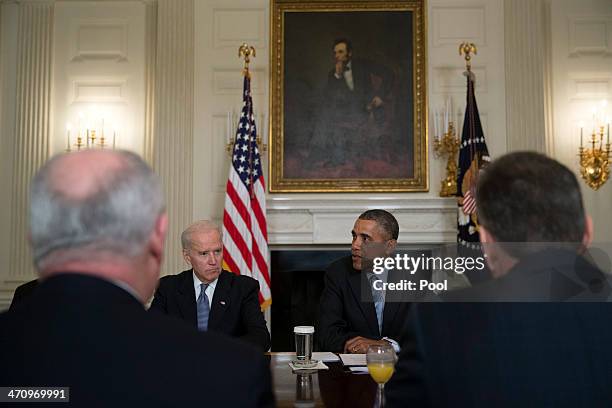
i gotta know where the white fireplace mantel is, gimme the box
[267,196,458,246]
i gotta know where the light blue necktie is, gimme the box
[368,273,385,335]
[197,283,210,331]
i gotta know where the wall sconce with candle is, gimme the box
[432,97,460,197]
[579,100,610,191]
[65,108,119,152]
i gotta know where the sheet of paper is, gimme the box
[312,352,340,362]
[349,366,370,374]
[339,353,367,366]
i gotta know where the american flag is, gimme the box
[222,76,271,308]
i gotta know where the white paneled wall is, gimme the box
[8,1,54,286]
[153,0,195,276]
[194,0,268,230]
[52,1,146,155]
[429,0,506,159]
[504,0,549,153]
[549,0,612,243]
[0,2,19,309]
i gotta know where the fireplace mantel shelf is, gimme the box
[266,196,458,245]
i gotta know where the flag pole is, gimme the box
[459,42,478,167]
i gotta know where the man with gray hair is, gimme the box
[150,220,271,351]
[0,150,273,407]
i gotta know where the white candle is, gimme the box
[444,103,449,134]
[227,111,232,144]
[78,112,84,144]
[431,110,437,139]
[449,96,453,129]
[87,129,90,147]
[66,123,72,151]
[113,131,116,149]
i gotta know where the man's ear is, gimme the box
[385,239,397,255]
[182,249,191,266]
[149,212,168,263]
[479,225,494,244]
[582,215,594,249]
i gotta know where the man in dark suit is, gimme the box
[318,209,412,353]
[0,150,274,407]
[386,152,612,407]
[9,278,38,310]
[312,38,394,166]
[150,220,271,351]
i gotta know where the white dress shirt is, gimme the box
[193,272,218,308]
[334,60,354,91]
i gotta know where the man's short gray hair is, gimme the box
[181,220,222,250]
[29,150,165,268]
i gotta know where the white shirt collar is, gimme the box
[192,271,218,291]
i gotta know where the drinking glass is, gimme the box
[293,326,316,368]
[366,344,397,408]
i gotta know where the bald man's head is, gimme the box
[47,150,127,201]
[30,150,165,271]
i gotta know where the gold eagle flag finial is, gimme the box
[458,42,477,72]
[238,43,256,78]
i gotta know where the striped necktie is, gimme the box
[197,283,210,331]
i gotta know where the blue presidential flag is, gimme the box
[457,70,490,255]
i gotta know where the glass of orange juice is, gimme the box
[367,343,397,407]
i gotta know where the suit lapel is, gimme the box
[348,269,380,337]
[177,270,197,327]
[208,271,230,330]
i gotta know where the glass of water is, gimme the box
[293,326,316,368]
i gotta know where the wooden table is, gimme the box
[267,352,377,408]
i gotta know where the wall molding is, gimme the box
[431,5,487,46]
[567,75,611,100]
[70,77,127,103]
[9,1,54,282]
[212,8,265,49]
[154,0,194,276]
[70,18,129,62]
[212,68,264,95]
[432,65,487,94]
[568,16,612,57]
[504,0,547,153]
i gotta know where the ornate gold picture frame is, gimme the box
[269,0,428,192]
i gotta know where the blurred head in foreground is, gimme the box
[476,151,593,277]
[29,149,167,302]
